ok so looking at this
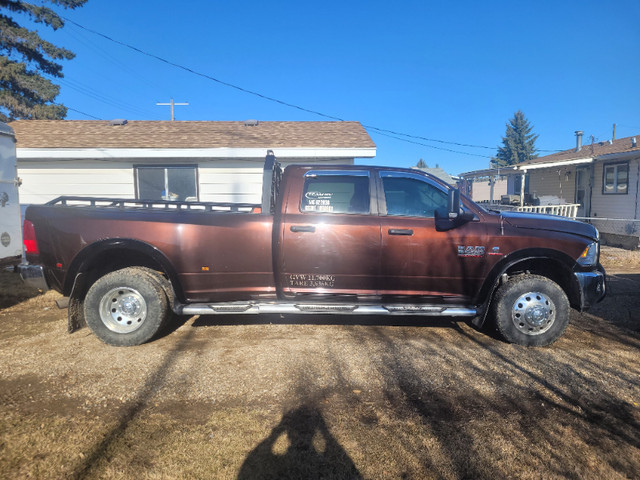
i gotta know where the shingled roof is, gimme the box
[520,133,640,166]
[9,120,376,149]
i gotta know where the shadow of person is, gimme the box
[238,405,361,479]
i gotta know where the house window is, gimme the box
[603,163,628,195]
[136,166,198,201]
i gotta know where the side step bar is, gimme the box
[175,302,476,317]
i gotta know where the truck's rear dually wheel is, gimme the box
[84,267,170,346]
[492,274,570,347]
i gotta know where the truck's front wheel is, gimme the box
[84,267,170,346]
[492,274,570,347]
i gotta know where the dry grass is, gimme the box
[600,245,640,271]
[0,256,638,479]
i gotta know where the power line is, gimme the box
[59,16,562,156]
[369,130,492,159]
[64,106,102,120]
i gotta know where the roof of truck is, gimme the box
[9,120,376,149]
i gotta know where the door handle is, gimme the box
[290,225,316,233]
[388,228,413,236]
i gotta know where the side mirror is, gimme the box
[435,189,474,231]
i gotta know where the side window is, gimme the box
[301,175,370,214]
[382,176,448,218]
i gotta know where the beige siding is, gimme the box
[17,157,355,205]
[18,162,135,204]
[471,178,508,202]
[527,167,576,205]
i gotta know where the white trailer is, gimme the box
[0,122,22,267]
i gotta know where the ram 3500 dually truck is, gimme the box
[19,152,605,347]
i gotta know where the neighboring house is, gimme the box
[462,131,640,248]
[458,169,510,203]
[10,120,376,205]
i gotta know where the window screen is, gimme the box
[136,166,198,201]
[301,175,370,214]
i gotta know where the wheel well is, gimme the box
[66,245,182,305]
[502,258,580,309]
[475,256,581,331]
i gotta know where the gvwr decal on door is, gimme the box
[288,274,336,288]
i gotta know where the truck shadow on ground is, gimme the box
[192,313,463,329]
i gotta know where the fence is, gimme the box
[516,204,580,219]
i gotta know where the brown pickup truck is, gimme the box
[20,152,605,347]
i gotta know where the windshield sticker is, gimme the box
[288,273,336,288]
[304,192,334,212]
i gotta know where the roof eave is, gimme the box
[515,157,594,170]
[16,146,377,160]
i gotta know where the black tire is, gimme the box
[84,267,170,346]
[491,274,570,347]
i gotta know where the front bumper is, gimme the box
[574,264,606,310]
[18,264,50,291]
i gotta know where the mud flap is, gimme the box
[67,271,88,333]
[68,295,86,333]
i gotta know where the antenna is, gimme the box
[156,98,189,121]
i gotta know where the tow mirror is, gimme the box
[435,189,474,231]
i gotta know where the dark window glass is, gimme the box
[301,176,370,214]
[382,177,448,217]
[137,168,165,200]
[603,163,629,194]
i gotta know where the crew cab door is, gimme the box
[378,171,490,301]
[277,169,380,297]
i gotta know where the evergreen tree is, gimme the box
[0,0,87,121]
[491,110,539,167]
[416,158,427,169]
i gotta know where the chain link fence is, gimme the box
[576,217,640,249]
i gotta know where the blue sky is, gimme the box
[32,0,640,174]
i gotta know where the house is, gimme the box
[462,131,640,249]
[458,168,510,203]
[10,120,376,205]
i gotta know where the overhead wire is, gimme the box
[59,16,563,157]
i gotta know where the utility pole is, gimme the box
[156,98,189,121]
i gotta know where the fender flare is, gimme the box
[64,238,184,301]
[472,248,580,328]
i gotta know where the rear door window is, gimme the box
[301,172,370,214]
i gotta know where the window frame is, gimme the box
[134,164,199,202]
[602,162,629,195]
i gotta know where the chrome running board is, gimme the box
[175,302,476,317]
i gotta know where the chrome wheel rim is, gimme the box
[99,287,147,334]
[511,291,555,335]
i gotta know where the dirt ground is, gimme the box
[0,248,639,479]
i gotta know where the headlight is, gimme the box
[577,242,599,266]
